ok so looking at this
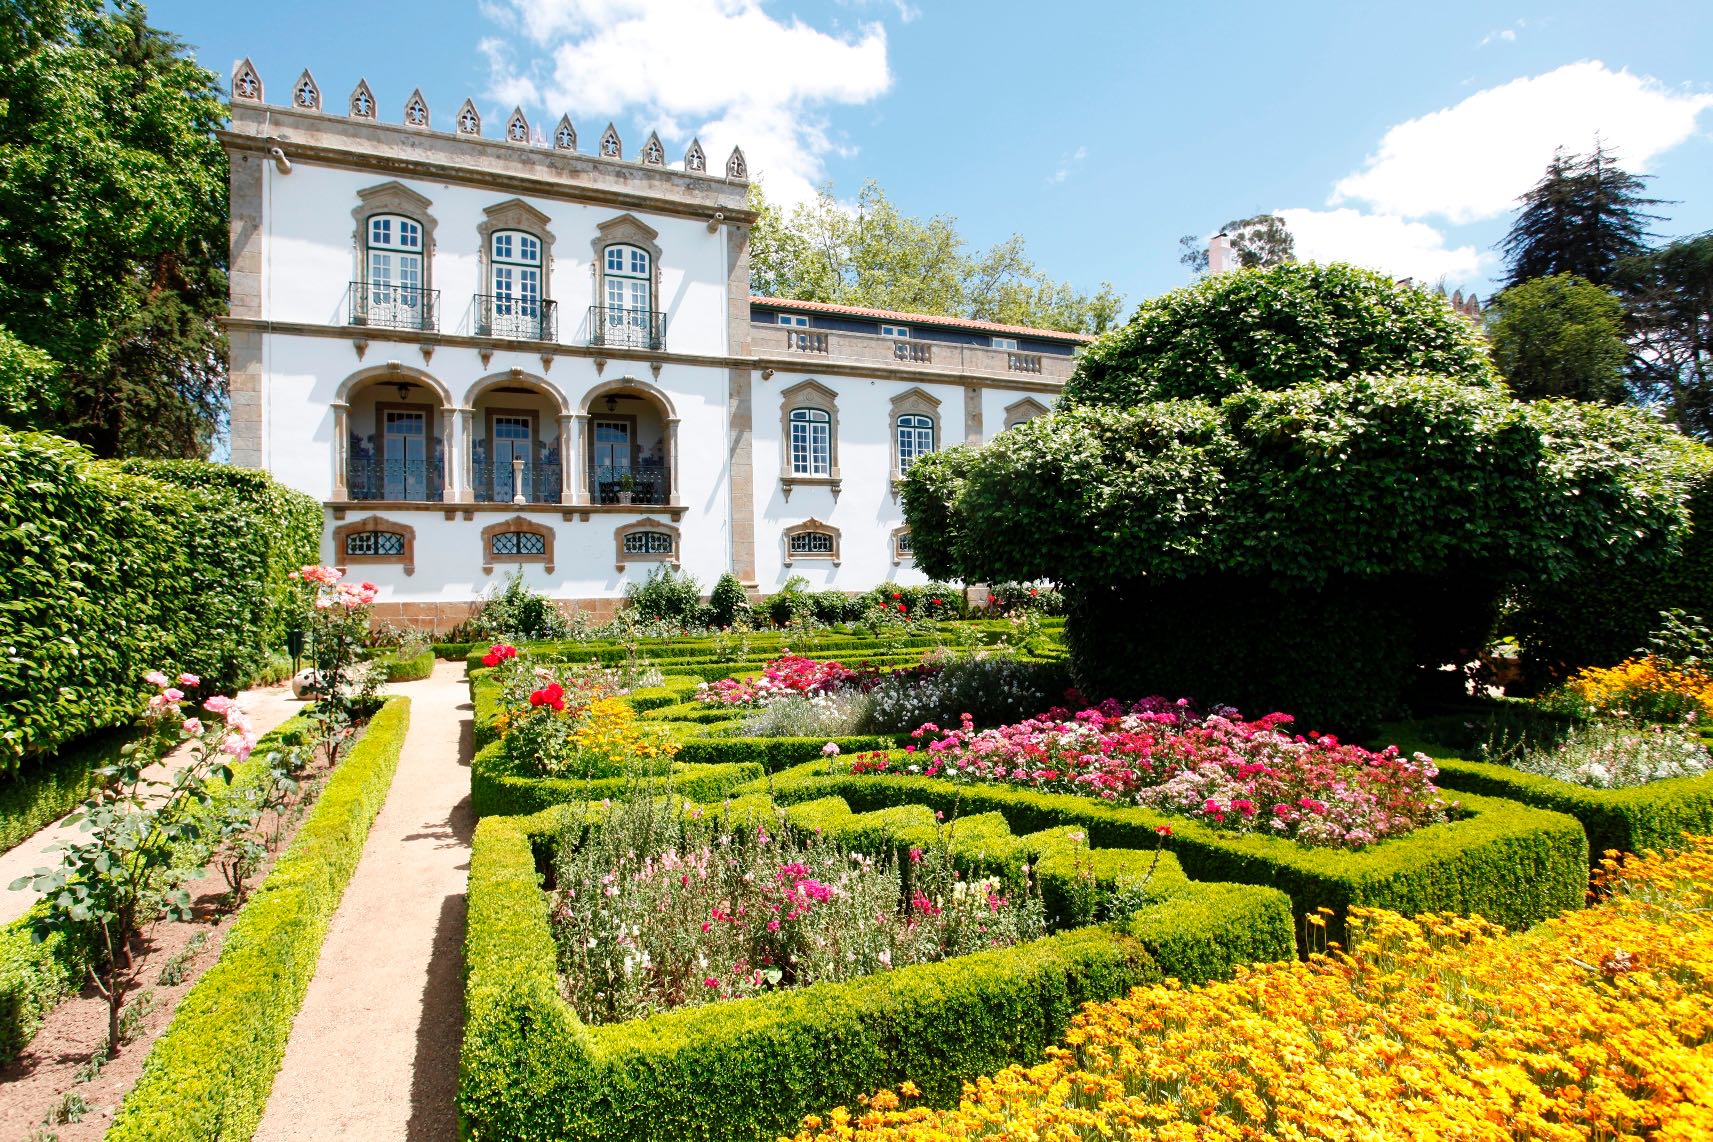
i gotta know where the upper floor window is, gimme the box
[604,244,651,314]
[789,407,831,477]
[991,336,1019,351]
[896,413,935,474]
[366,214,425,322]
[491,231,542,307]
[881,323,910,339]
[777,313,809,327]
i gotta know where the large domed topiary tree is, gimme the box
[903,263,1708,731]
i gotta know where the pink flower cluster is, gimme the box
[695,654,940,708]
[292,565,378,610]
[851,699,1451,849]
[143,671,258,762]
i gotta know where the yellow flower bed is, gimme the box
[567,696,680,771]
[1566,656,1713,722]
[790,839,1713,1142]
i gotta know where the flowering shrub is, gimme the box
[1506,718,1713,789]
[854,700,1450,848]
[549,797,1044,1025]
[489,645,678,779]
[1558,655,1713,724]
[289,564,380,716]
[788,838,1713,1142]
[696,655,866,708]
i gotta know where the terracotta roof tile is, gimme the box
[749,295,1095,343]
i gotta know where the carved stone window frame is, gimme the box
[478,199,556,306]
[1003,396,1049,431]
[783,518,841,566]
[333,514,416,575]
[779,379,840,500]
[614,516,681,572]
[890,524,914,566]
[592,214,663,316]
[888,386,941,491]
[481,515,555,574]
[353,182,438,290]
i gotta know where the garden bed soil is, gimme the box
[0,745,342,1139]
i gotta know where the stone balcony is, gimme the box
[751,323,1075,383]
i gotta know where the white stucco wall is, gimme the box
[257,160,731,356]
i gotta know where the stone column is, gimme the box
[457,407,476,501]
[331,401,350,500]
[558,413,575,503]
[571,413,590,505]
[439,407,457,502]
[726,367,756,584]
[963,384,983,446]
[667,417,682,506]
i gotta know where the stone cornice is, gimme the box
[221,317,1068,394]
[218,116,757,227]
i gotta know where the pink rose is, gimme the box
[162,688,185,703]
[144,671,171,688]
[182,717,204,737]
[203,695,234,715]
[178,672,201,687]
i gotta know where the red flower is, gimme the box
[891,592,902,600]
[482,653,499,668]
[1028,587,1039,597]
[898,603,908,613]
[528,690,545,706]
[931,597,942,606]
[1155,825,1173,837]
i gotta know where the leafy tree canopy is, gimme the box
[1065,262,1498,407]
[748,180,1124,336]
[1615,232,1713,440]
[0,0,228,458]
[1499,143,1663,289]
[1177,214,1296,274]
[1486,273,1629,403]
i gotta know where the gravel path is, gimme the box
[253,660,473,1141]
[0,682,306,926]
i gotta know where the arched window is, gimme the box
[789,407,832,477]
[490,530,546,557]
[481,517,554,574]
[603,243,652,344]
[623,530,674,555]
[896,413,935,474]
[333,515,415,576]
[613,517,681,570]
[346,531,405,557]
[490,230,543,338]
[364,213,425,329]
[783,518,841,564]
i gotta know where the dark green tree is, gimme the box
[1615,232,1713,439]
[0,0,229,458]
[903,263,1707,731]
[1177,214,1296,274]
[1499,143,1663,288]
[748,181,1124,336]
[1485,273,1629,403]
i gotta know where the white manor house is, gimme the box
[222,62,1086,627]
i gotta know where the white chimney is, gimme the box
[1207,232,1235,275]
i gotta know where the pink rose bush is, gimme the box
[850,698,1451,849]
[695,654,940,709]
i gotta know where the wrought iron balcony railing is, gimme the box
[588,465,669,506]
[348,282,440,333]
[588,305,666,351]
[473,461,563,504]
[475,295,557,342]
[348,457,445,502]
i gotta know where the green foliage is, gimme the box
[706,572,750,628]
[380,648,435,683]
[749,180,1123,336]
[763,762,1589,948]
[463,570,570,641]
[458,802,1291,1142]
[105,698,410,1142]
[1487,274,1628,402]
[623,565,704,625]
[0,729,126,857]
[0,0,230,457]
[1065,262,1498,407]
[1616,230,1713,440]
[0,430,319,769]
[1177,214,1296,273]
[1500,143,1662,289]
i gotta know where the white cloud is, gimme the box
[1478,23,1520,47]
[1331,61,1713,224]
[1046,145,1087,186]
[1276,208,1490,284]
[480,0,892,207]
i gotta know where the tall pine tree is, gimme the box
[1499,143,1663,288]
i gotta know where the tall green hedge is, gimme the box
[0,431,319,771]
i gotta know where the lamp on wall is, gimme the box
[605,394,618,412]
[394,380,412,401]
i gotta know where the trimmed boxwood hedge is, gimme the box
[0,431,320,771]
[1382,721,1713,861]
[458,799,1293,1142]
[470,738,763,818]
[0,727,130,857]
[756,760,1589,946]
[381,648,436,683]
[105,697,410,1141]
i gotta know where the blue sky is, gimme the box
[152,0,1713,312]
